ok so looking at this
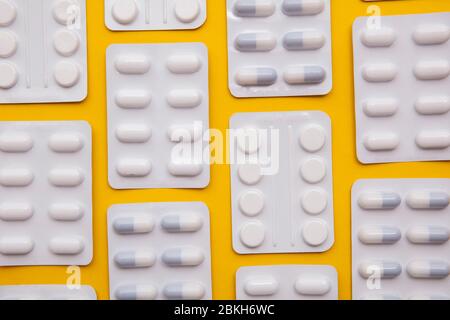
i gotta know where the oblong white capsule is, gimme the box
[358,260,402,279]
[167,55,201,74]
[234,0,275,17]
[168,123,202,142]
[413,25,450,46]
[115,285,157,300]
[0,133,33,153]
[244,276,279,297]
[0,168,34,187]
[282,0,324,16]
[113,216,154,234]
[116,159,151,177]
[163,282,205,300]
[49,237,84,255]
[162,247,205,267]
[49,203,84,221]
[115,124,151,143]
[167,89,202,108]
[294,275,331,296]
[235,67,277,86]
[0,237,34,255]
[357,192,401,210]
[362,63,398,82]
[358,226,401,245]
[235,32,277,52]
[115,90,151,109]
[168,161,203,177]
[114,251,156,269]
[115,55,150,74]
[406,226,449,245]
[283,30,325,51]
[415,131,450,150]
[363,133,399,151]
[0,202,33,221]
[161,214,203,233]
[406,260,449,279]
[406,191,449,210]
[414,60,450,81]
[49,133,84,153]
[363,98,398,117]
[48,168,84,187]
[415,96,450,115]
[284,65,326,85]
[360,27,396,47]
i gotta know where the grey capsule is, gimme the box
[284,65,325,85]
[162,248,205,267]
[235,67,277,86]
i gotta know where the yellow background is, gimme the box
[1,0,449,300]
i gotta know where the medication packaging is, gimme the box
[0,285,97,300]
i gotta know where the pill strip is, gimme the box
[107,43,210,189]
[353,13,450,163]
[0,0,87,104]
[352,179,450,300]
[236,265,338,300]
[107,202,212,300]
[0,121,92,266]
[0,285,97,300]
[230,111,334,254]
[105,0,207,31]
[227,0,332,97]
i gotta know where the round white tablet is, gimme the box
[174,0,200,23]
[112,0,138,25]
[239,190,265,216]
[53,29,80,57]
[53,61,80,88]
[238,163,262,185]
[0,62,18,89]
[300,157,326,184]
[0,31,17,58]
[237,127,260,154]
[299,124,326,152]
[302,219,328,246]
[53,0,74,25]
[239,221,265,248]
[0,0,16,27]
[301,189,328,215]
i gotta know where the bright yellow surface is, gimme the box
[0,0,449,300]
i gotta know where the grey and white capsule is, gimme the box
[233,0,276,17]
[162,247,205,267]
[161,214,203,233]
[283,30,325,51]
[357,192,401,210]
[406,226,449,245]
[235,32,276,52]
[407,260,449,279]
[235,67,277,86]
[282,0,325,16]
[115,285,157,300]
[163,282,205,300]
[359,260,402,279]
[113,216,154,234]
[284,65,325,85]
[358,226,401,245]
[114,251,156,269]
[406,191,449,210]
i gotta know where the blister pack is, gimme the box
[236,265,338,300]
[352,179,450,300]
[0,0,87,104]
[352,13,450,164]
[229,111,334,254]
[0,121,92,266]
[104,0,207,31]
[106,43,210,190]
[107,202,212,300]
[0,285,97,300]
[226,0,332,98]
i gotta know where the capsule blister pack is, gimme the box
[105,0,207,31]
[0,0,87,104]
[107,202,212,300]
[226,0,332,98]
[353,13,450,164]
[352,179,450,300]
[230,111,334,254]
[236,265,338,300]
[0,121,92,266]
[107,43,210,190]
[0,285,97,300]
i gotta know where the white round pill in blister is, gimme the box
[53,0,76,25]
[299,124,326,152]
[112,0,138,25]
[53,29,80,57]
[0,31,17,58]
[53,61,80,88]
[0,62,18,89]
[302,219,328,246]
[237,128,260,154]
[0,0,16,27]
[174,0,201,23]
[238,164,262,185]
[239,190,265,217]
[302,189,327,215]
[239,221,265,248]
[300,157,326,184]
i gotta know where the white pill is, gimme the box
[0,168,34,187]
[284,65,326,85]
[362,63,397,82]
[360,28,396,47]
[357,192,401,210]
[112,0,138,25]
[358,260,402,279]
[0,132,33,153]
[53,29,79,57]
[239,190,265,217]
[49,133,84,153]
[406,191,449,210]
[301,189,327,215]
[0,31,17,58]
[0,0,16,27]
[114,251,156,269]
[414,60,450,81]
[406,260,449,279]
[283,30,325,51]
[115,285,157,300]
[295,275,331,296]
[235,67,277,86]
[115,90,151,109]
[234,0,276,18]
[0,62,18,89]
[413,25,450,46]
[49,237,84,255]
[168,161,203,177]
[0,237,34,255]
[415,96,450,115]
[302,219,328,246]
[168,123,202,143]
[244,276,279,297]
[114,216,154,234]
[363,98,398,117]
[115,55,150,74]
[174,0,200,23]
[415,131,450,150]
[299,124,326,152]
[53,61,80,88]
[167,54,202,74]
[163,282,205,300]
[237,128,260,154]
[49,168,84,187]
[161,214,203,233]
[239,221,265,248]
[358,226,401,245]
[116,124,151,143]
[162,247,205,267]
[49,203,84,221]
[116,159,151,177]
[300,157,326,183]
[238,164,262,185]
[52,0,74,25]
[235,32,277,52]
[0,203,33,221]
[363,133,399,151]
[167,89,202,108]
[406,226,449,245]
[282,0,324,16]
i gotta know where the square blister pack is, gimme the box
[0,0,88,104]
[352,13,450,164]
[226,0,332,98]
[107,202,212,300]
[104,0,207,31]
[107,43,210,190]
[352,179,450,300]
[0,285,97,300]
[0,121,92,266]
[230,111,334,254]
[236,265,338,300]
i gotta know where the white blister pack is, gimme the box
[0,121,92,266]
[107,43,210,190]
[108,202,212,300]
[353,13,450,164]
[236,265,338,300]
[105,0,207,31]
[352,179,450,300]
[226,0,332,98]
[230,111,334,254]
[0,0,88,104]
[0,285,97,300]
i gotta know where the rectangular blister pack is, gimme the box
[0,285,97,300]
[236,265,338,300]
[0,0,88,104]
[352,13,450,164]
[107,202,212,300]
[352,179,450,300]
[104,0,207,31]
[106,43,210,190]
[229,111,334,254]
[226,0,332,98]
[0,121,92,266]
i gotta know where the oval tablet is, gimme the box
[360,28,396,47]
[0,203,33,221]
[114,251,156,269]
[358,260,402,279]
[0,168,34,187]
[406,260,449,279]
[167,54,201,74]
[406,191,449,210]
[414,60,450,81]
[413,25,450,46]
[235,67,277,86]
[0,31,17,58]
[235,32,277,52]
[53,61,80,88]
[115,285,157,300]
[168,124,202,143]
[300,157,326,184]
[161,214,203,233]
[301,189,328,215]
[0,237,34,255]
[53,29,80,57]
[284,65,325,85]
[174,0,200,23]
[49,133,84,153]
[116,124,151,143]
[116,159,151,177]
[0,133,33,153]
[49,237,84,255]
[163,282,205,300]
[0,0,17,27]
[167,89,202,108]
[283,30,325,51]
[357,192,401,210]
[162,247,205,267]
[358,226,401,245]
[282,0,324,16]
[114,216,154,234]
[49,203,84,221]
[299,124,326,152]
[168,161,203,177]
[112,0,138,25]
[363,133,399,151]
[295,275,331,296]
[415,131,450,150]
[234,0,275,18]
[238,164,262,185]
[363,98,398,117]
[415,96,450,115]
[244,276,279,297]
[362,63,397,82]
[115,55,150,74]
[406,226,449,245]
[302,219,328,246]
[239,190,265,216]
[239,221,265,248]
[49,168,84,187]
[115,90,151,109]
[0,62,18,89]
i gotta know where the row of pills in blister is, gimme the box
[233,0,325,18]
